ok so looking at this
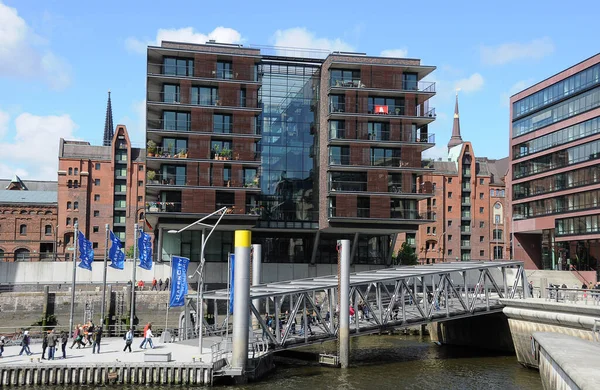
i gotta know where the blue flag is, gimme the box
[229,253,235,314]
[169,256,190,307]
[138,231,153,270]
[77,231,94,271]
[108,231,125,270]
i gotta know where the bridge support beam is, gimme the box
[339,239,351,368]
[252,244,262,329]
[232,230,251,371]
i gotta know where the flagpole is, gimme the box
[129,223,139,330]
[68,222,79,336]
[100,224,109,328]
[165,255,172,333]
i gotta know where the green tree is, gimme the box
[394,242,418,266]
[126,245,134,258]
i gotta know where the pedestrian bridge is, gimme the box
[202,261,527,350]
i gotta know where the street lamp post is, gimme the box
[167,207,228,359]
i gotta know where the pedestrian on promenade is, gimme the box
[137,280,145,290]
[144,324,154,349]
[164,277,170,291]
[18,331,32,356]
[86,322,95,346]
[528,281,534,297]
[41,331,48,359]
[159,278,163,291]
[70,325,80,349]
[152,278,158,291]
[0,336,5,358]
[47,329,57,360]
[139,322,151,349]
[123,328,133,352]
[60,331,68,359]
[92,327,102,354]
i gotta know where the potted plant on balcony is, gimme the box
[221,148,232,160]
[178,149,187,158]
[146,170,156,184]
[147,140,157,157]
[213,145,221,160]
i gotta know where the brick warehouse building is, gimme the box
[396,94,510,263]
[57,94,146,260]
[145,41,436,271]
[0,176,58,261]
[509,53,600,271]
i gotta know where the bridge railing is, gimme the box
[544,287,600,305]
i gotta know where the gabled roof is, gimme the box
[0,190,57,205]
[0,177,57,191]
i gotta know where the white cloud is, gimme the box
[117,99,146,147]
[480,37,554,65]
[423,145,448,161]
[0,113,78,180]
[0,110,9,139]
[454,73,484,93]
[0,2,71,89]
[272,27,354,56]
[125,26,243,54]
[380,48,408,58]
[500,79,535,107]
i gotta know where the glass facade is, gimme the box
[513,116,600,159]
[512,63,600,119]
[513,188,600,220]
[556,213,600,236]
[512,165,600,200]
[512,86,600,138]
[257,61,319,229]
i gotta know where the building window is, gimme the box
[480,236,484,242]
[191,86,218,105]
[74,201,79,210]
[74,180,79,188]
[213,114,233,133]
[74,218,78,225]
[427,226,431,234]
[163,111,191,131]
[66,217,71,226]
[432,199,436,206]
[67,180,72,188]
[433,227,437,234]
[493,229,503,240]
[92,242,98,249]
[95,163,101,170]
[216,61,233,79]
[67,201,72,210]
[448,206,452,212]
[74,168,79,175]
[480,207,484,213]
[494,246,503,260]
[480,221,485,228]
[45,225,52,235]
[138,180,143,187]
[490,189,494,197]
[448,235,452,241]
[448,192,452,198]
[495,215,501,224]
[93,226,99,233]
[448,177,452,183]
[68,167,72,175]
[499,190,505,197]
[19,224,27,235]
[163,57,194,76]
[94,210,99,217]
[479,193,484,199]
[94,194,100,201]
[479,178,484,185]
[447,220,452,227]
[137,196,143,202]
[480,250,485,257]
[95,179,100,186]
[433,212,437,221]
[138,165,144,171]
[448,249,453,256]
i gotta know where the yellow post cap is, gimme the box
[234,230,251,248]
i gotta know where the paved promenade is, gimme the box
[0,336,220,366]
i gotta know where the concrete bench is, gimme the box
[144,351,172,362]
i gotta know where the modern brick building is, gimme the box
[0,176,59,261]
[396,94,510,263]
[57,94,146,260]
[145,41,436,268]
[509,53,600,271]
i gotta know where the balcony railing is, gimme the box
[460,241,471,248]
[146,173,260,188]
[147,119,262,135]
[329,78,436,93]
[461,212,471,219]
[149,147,189,159]
[462,184,471,191]
[328,207,431,220]
[147,63,259,82]
[330,154,418,169]
[328,181,424,195]
[462,169,471,177]
[330,103,436,118]
[460,226,471,233]
[148,91,260,109]
[329,128,435,144]
[461,198,471,205]
[146,201,182,213]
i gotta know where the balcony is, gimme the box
[461,198,471,206]
[146,118,262,136]
[146,172,261,189]
[146,201,182,213]
[460,226,471,233]
[329,128,435,145]
[328,207,430,220]
[462,169,471,178]
[148,146,188,159]
[460,240,471,248]
[147,63,259,83]
[329,103,436,119]
[328,180,430,196]
[329,78,435,93]
[461,212,471,220]
[462,183,471,191]
[147,91,261,110]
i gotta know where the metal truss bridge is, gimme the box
[203,261,527,350]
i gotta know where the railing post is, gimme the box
[231,230,251,371]
[339,239,351,369]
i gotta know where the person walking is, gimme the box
[151,278,158,291]
[0,336,5,358]
[60,331,68,359]
[158,279,163,291]
[139,322,151,349]
[18,331,32,356]
[163,277,170,291]
[144,324,154,349]
[41,331,49,359]
[70,325,80,349]
[92,327,102,354]
[123,328,133,352]
[47,330,57,360]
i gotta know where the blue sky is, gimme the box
[0,0,599,179]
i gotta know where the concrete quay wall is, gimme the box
[501,298,600,369]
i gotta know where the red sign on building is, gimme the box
[374,105,388,114]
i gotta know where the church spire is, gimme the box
[447,89,464,151]
[103,90,114,146]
